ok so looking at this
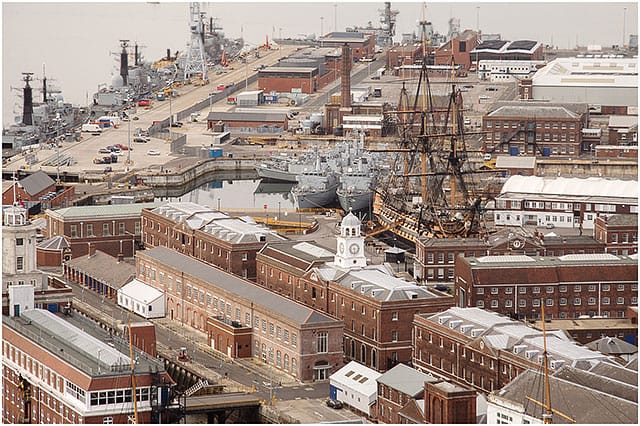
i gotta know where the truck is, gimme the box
[81,123,102,133]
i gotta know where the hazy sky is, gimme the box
[2,1,638,124]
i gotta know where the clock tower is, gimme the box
[334,211,367,268]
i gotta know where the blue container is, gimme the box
[509,146,519,156]
[542,147,551,157]
[209,148,223,158]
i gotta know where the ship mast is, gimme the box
[128,320,139,424]
[541,300,553,424]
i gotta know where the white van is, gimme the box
[81,123,102,133]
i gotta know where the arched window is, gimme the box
[276,351,282,368]
[292,358,297,376]
[284,354,290,371]
[360,345,366,363]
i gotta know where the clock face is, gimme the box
[512,239,523,249]
[349,243,360,254]
[338,242,345,254]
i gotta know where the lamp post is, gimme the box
[277,201,281,221]
[217,197,221,211]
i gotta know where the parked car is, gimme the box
[486,87,498,91]
[326,399,343,409]
[98,148,111,154]
[103,166,113,173]
[479,95,490,100]
[463,85,474,89]
[170,121,184,128]
[116,143,131,150]
[134,136,149,143]
[147,149,161,156]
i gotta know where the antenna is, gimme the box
[21,72,34,126]
[183,2,208,82]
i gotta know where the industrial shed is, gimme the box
[329,360,381,416]
[117,279,165,319]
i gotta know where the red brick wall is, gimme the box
[258,76,318,94]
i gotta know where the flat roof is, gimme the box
[499,175,638,200]
[47,202,162,221]
[139,247,336,326]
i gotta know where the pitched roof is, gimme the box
[19,170,54,196]
[586,337,639,356]
[489,367,637,423]
[118,279,164,304]
[37,235,70,251]
[499,175,638,200]
[66,250,135,289]
[488,105,579,119]
[377,363,438,397]
[330,360,381,396]
[139,246,336,326]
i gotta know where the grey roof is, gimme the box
[66,250,135,289]
[588,361,639,387]
[264,241,335,264]
[553,365,637,403]
[47,202,161,220]
[602,214,638,227]
[625,355,638,371]
[490,368,638,424]
[140,246,336,326]
[19,170,55,196]
[259,66,317,74]
[425,308,609,368]
[317,263,445,302]
[206,111,288,122]
[152,202,285,244]
[487,105,579,119]
[586,337,638,355]
[488,100,589,116]
[37,235,70,251]
[377,363,438,397]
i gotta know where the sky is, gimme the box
[2,1,638,124]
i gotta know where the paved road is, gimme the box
[60,273,366,422]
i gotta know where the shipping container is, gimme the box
[209,148,224,158]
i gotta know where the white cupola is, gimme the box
[334,211,367,268]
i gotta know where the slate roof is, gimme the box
[377,363,438,398]
[140,246,336,326]
[602,214,638,227]
[259,241,334,272]
[588,361,639,387]
[487,105,579,119]
[66,250,135,290]
[488,101,590,116]
[397,399,424,423]
[37,235,70,251]
[18,170,55,196]
[553,365,637,403]
[489,367,638,424]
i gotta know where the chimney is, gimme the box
[88,243,96,258]
[340,43,352,109]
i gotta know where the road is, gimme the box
[61,273,365,423]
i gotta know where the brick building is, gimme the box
[413,226,605,284]
[434,30,479,70]
[593,214,638,255]
[531,317,638,346]
[387,43,424,68]
[137,246,343,382]
[45,202,159,259]
[142,202,285,281]
[36,235,71,267]
[493,175,638,230]
[412,307,611,395]
[375,363,476,424]
[454,253,638,320]
[257,67,320,94]
[64,249,135,299]
[318,32,376,61]
[256,212,454,372]
[2,308,173,424]
[2,171,74,212]
[482,101,589,156]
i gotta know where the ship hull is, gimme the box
[291,183,339,209]
[255,165,298,182]
[337,189,373,212]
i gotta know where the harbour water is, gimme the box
[154,179,298,214]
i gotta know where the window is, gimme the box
[617,297,624,305]
[102,223,110,236]
[477,288,484,295]
[617,284,625,291]
[317,332,328,353]
[559,298,567,306]
[292,333,297,348]
[546,286,554,293]
[391,312,398,321]
[574,285,581,292]
[519,287,526,294]
[574,298,582,306]
[477,300,485,308]
[70,225,77,238]
[559,285,567,292]
[603,284,610,291]
[16,257,24,271]
[546,299,553,306]
[533,287,540,294]
[519,299,526,307]
[87,224,94,237]
[588,285,596,292]
[118,223,125,235]
[491,287,498,295]
[392,331,398,342]
[505,300,513,308]
[491,300,498,308]
[276,326,282,340]
[532,299,540,307]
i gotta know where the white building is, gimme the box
[117,279,165,319]
[2,206,45,291]
[477,60,544,82]
[329,360,381,416]
[493,175,638,229]
[531,57,638,107]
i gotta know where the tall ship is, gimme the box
[372,34,489,243]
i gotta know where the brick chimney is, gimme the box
[341,43,352,109]
[87,242,96,258]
